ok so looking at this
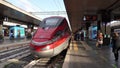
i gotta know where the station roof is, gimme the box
[64,0,120,32]
[0,0,42,26]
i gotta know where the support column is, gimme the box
[0,19,4,40]
[26,24,34,38]
[85,21,91,38]
[97,20,101,37]
[97,20,101,31]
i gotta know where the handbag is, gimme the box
[98,39,103,44]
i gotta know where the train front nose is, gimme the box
[30,48,54,58]
[30,40,54,58]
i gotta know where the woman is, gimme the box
[96,32,103,48]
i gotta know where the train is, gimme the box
[110,20,120,34]
[9,26,25,39]
[88,26,97,39]
[30,16,71,58]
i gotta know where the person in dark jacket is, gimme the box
[112,32,120,61]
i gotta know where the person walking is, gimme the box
[112,32,120,61]
[96,32,103,48]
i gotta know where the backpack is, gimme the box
[116,37,120,48]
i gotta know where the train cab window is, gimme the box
[39,18,60,28]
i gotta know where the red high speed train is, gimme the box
[30,16,71,58]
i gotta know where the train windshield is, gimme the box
[39,18,60,28]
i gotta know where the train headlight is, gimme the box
[41,46,50,51]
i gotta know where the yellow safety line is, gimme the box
[73,42,78,51]
[71,36,78,51]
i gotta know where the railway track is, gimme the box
[24,49,68,68]
[0,43,31,62]
[0,42,68,68]
[0,43,33,68]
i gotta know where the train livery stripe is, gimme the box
[50,35,70,49]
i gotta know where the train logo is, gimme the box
[30,16,71,58]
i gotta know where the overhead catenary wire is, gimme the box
[57,0,65,11]
[29,11,66,15]
[30,0,46,12]
[52,0,62,15]
[53,0,60,11]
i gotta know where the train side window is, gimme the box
[54,31,63,37]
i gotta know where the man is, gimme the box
[112,32,120,61]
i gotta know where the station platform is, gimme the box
[62,39,119,68]
[0,37,31,48]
